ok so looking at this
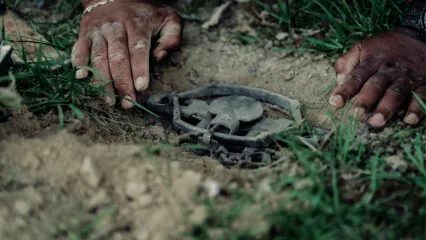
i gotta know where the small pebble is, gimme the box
[138,194,153,207]
[371,140,381,147]
[125,181,147,200]
[275,32,289,41]
[88,189,111,208]
[385,147,396,154]
[386,155,408,172]
[14,200,31,216]
[22,187,43,206]
[80,156,101,188]
[201,179,220,198]
[369,133,378,139]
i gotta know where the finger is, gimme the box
[126,20,152,91]
[90,31,116,106]
[152,11,182,61]
[334,43,361,85]
[351,69,399,120]
[368,76,413,127]
[329,57,380,108]
[71,37,92,79]
[102,22,136,109]
[404,85,426,125]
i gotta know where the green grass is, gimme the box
[253,0,405,54]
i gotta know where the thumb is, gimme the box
[153,11,182,61]
[334,43,361,85]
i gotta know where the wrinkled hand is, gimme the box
[71,0,182,108]
[330,27,425,127]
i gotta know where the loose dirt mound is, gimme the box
[0,132,226,239]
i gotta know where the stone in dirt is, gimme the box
[14,199,32,216]
[149,124,166,141]
[87,189,111,209]
[21,152,42,169]
[80,156,102,188]
[275,32,289,41]
[125,181,148,200]
[386,155,409,172]
[21,187,43,206]
[200,179,221,198]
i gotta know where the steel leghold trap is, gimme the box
[147,83,323,168]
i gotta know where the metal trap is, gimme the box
[147,83,323,168]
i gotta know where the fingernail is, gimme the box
[336,74,345,85]
[353,107,366,120]
[369,113,386,127]
[105,96,116,106]
[76,69,88,79]
[329,95,344,108]
[135,76,148,91]
[404,113,419,125]
[121,95,134,109]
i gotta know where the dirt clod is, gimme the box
[80,156,102,189]
[386,155,409,172]
[14,200,31,216]
[200,179,221,198]
[125,181,148,200]
[87,189,111,209]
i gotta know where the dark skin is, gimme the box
[331,27,425,127]
[72,0,182,108]
[72,0,425,127]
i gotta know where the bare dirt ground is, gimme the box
[0,7,339,239]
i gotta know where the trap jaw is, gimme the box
[147,83,307,167]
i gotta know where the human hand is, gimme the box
[330,27,425,127]
[71,0,182,108]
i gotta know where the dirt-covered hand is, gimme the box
[330,27,425,127]
[71,0,182,109]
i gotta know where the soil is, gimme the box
[0,3,349,239]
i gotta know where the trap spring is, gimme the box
[147,83,322,168]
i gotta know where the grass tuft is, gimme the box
[255,0,405,54]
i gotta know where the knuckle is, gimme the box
[346,73,364,86]
[365,75,386,89]
[387,80,408,95]
[386,87,405,95]
[91,54,108,64]
[129,41,148,52]
[109,51,127,63]
[364,80,383,90]
[336,84,354,97]
[101,23,113,32]
[361,56,379,68]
